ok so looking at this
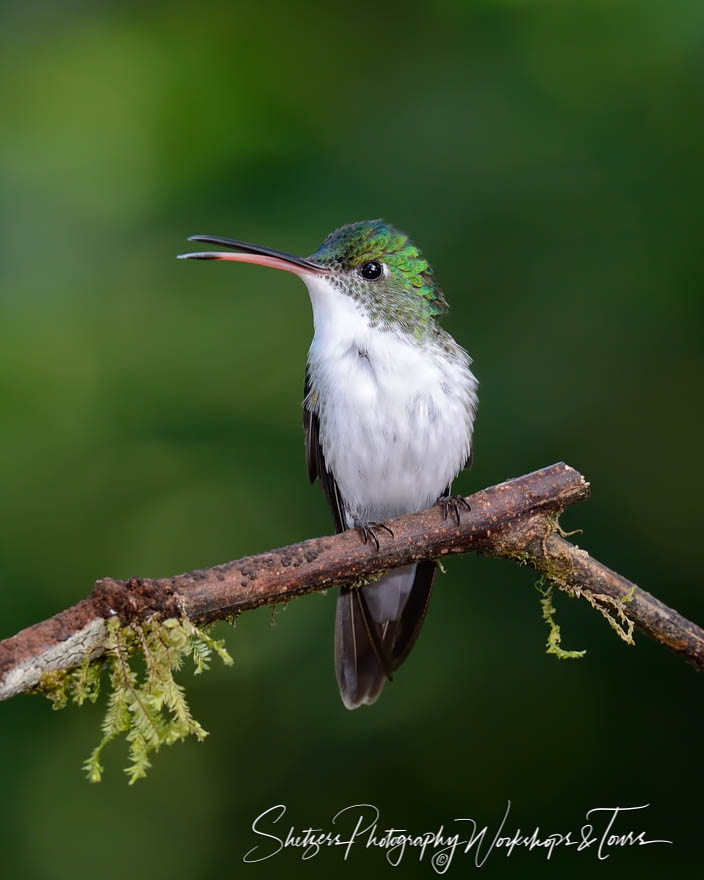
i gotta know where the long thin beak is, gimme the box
[177,234,326,276]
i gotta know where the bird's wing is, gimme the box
[303,367,346,533]
[465,444,474,472]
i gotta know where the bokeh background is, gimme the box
[1,0,702,877]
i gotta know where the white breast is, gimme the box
[304,276,478,526]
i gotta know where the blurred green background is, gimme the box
[1,0,702,877]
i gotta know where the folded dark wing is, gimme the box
[303,367,346,533]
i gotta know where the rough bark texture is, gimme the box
[0,462,701,701]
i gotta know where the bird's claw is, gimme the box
[439,494,471,525]
[355,521,394,551]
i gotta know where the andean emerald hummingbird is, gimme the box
[178,220,478,709]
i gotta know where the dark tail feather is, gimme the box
[334,561,436,709]
[334,588,390,709]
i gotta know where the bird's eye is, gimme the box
[360,261,384,281]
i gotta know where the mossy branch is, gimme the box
[0,462,702,780]
[2,462,702,699]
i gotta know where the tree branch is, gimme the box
[1,462,701,702]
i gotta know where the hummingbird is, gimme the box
[178,220,478,709]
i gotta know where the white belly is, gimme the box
[304,277,477,526]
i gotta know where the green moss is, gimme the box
[38,614,232,784]
[350,569,389,591]
[37,653,103,710]
[537,580,586,660]
[577,589,636,645]
[532,515,636,657]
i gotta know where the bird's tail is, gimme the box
[334,561,436,709]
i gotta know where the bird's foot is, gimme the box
[354,520,394,552]
[438,493,471,525]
